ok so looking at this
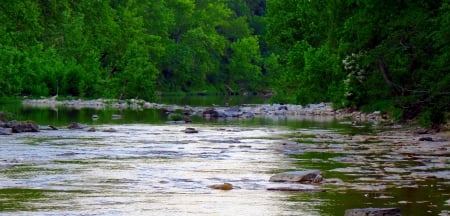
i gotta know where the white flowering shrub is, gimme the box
[342,51,367,106]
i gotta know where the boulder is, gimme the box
[241,112,254,119]
[202,108,219,119]
[209,183,233,190]
[278,105,288,110]
[7,120,40,133]
[224,107,243,117]
[269,170,323,183]
[344,208,401,216]
[184,127,199,134]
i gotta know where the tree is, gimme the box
[228,36,262,91]
[265,0,345,104]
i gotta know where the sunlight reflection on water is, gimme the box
[0,124,319,215]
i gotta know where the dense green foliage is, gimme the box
[0,0,448,125]
[0,0,266,99]
[265,0,449,126]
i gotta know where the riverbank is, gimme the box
[22,98,385,123]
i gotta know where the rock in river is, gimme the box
[208,183,233,190]
[344,207,401,216]
[269,170,323,183]
[7,120,40,133]
[202,108,220,119]
[102,128,118,132]
[266,183,324,192]
[184,127,199,134]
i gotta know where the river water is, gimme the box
[0,100,449,215]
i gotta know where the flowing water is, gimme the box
[0,99,449,215]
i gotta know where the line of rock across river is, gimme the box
[21,98,385,123]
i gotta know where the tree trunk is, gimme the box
[378,60,400,96]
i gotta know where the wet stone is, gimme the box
[266,183,323,192]
[102,128,117,132]
[184,127,199,133]
[209,183,233,190]
[344,207,401,216]
[419,137,433,141]
[269,170,323,183]
[8,120,40,133]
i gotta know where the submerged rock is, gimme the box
[184,127,199,134]
[269,170,323,183]
[266,183,323,192]
[208,183,233,190]
[418,137,433,141]
[344,207,401,216]
[102,128,117,132]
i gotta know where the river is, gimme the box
[0,98,449,215]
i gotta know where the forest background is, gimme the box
[0,0,449,127]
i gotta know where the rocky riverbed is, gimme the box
[1,98,448,215]
[22,98,385,122]
[279,126,450,215]
[0,122,449,215]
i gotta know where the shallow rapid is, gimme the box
[1,124,321,215]
[1,120,449,215]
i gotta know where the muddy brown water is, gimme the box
[0,104,449,215]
